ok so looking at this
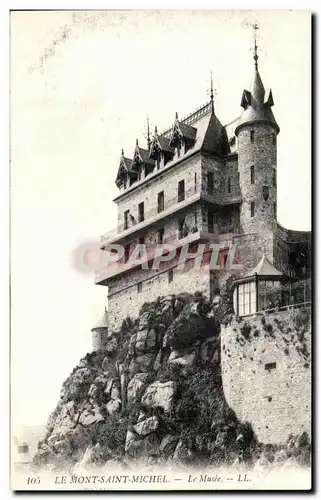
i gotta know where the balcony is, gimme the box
[100,184,203,247]
[95,228,220,284]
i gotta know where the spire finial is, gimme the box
[175,111,178,120]
[252,23,259,70]
[210,70,214,114]
[155,125,158,134]
[146,116,151,151]
[121,148,124,156]
[136,138,139,147]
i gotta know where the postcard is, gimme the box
[10,9,312,491]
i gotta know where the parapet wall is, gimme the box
[221,307,311,445]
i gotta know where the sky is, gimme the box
[10,10,311,427]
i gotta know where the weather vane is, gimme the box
[252,23,259,70]
[209,70,217,114]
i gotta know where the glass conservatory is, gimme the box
[233,255,283,316]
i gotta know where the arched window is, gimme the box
[250,130,255,143]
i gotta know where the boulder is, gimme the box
[133,416,159,436]
[141,381,177,414]
[166,303,218,350]
[173,440,192,462]
[127,373,149,401]
[160,435,179,455]
[104,378,116,398]
[125,430,144,459]
[106,399,121,416]
[78,408,104,427]
[168,351,196,368]
[88,384,98,398]
[153,349,162,371]
[130,353,155,373]
[110,383,121,401]
[135,328,157,353]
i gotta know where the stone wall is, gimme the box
[201,153,241,205]
[232,231,275,276]
[108,260,211,330]
[221,307,311,444]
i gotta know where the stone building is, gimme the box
[95,36,311,331]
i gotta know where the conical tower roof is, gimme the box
[91,309,108,331]
[235,68,279,135]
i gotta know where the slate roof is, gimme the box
[179,122,197,140]
[244,255,283,278]
[235,69,279,135]
[202,112,230,156]
[158,135,175,153]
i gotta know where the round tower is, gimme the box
[235,31,279,236]
[91,308,108,351]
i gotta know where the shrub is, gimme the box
[240,322,251,339]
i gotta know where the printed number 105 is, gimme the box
[27,477,40,485]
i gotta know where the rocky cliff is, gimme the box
[33,281,310,473]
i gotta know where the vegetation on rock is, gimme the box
[33,287,310,472]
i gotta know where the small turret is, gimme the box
[235,24,279,136]
[91,307,108,351]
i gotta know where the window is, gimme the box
[138,236,145,245]
[168,269,174,283]
[137,282,143,293]
[157,191,164,213]
[237,172,240,184]
[194,172,197,192]
[238,281,257,315]
[227,177,231,193]
[251,165,255,184]
[124,210,130,230]
[208,206,215,233]
[124,244,130,263]
[178,180,185,202]
[272,169,276,187]
[178,217,185,239]
[207,172,214,194]
[138,202,144,222]
[272,133,276,145]
[250,202,255,217]
[273,202,277,218]
[158,228,164,244]
[265,362,276,371]
[250,130,255,143]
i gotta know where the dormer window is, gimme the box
[149,127,174,169]
[169,113,196,157]
[131,139,155,182]
[115,149,132,190]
